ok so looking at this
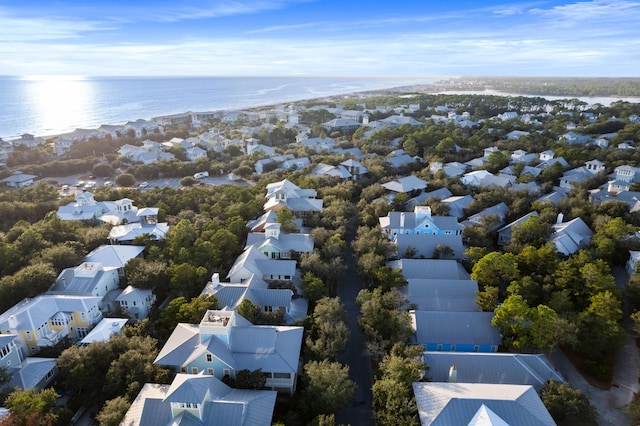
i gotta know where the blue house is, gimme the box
[409,310,501,353]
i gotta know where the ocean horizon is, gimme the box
[0,75,438,140]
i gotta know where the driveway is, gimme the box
[550,266,640,426]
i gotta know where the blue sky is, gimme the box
[0,0,638,77]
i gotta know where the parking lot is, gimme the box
[47,173,253,195]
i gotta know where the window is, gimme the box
[436,344,442,351]
[192,367,198,374]
[25,331,32,341]
[207,368,214,375]
[450,345,456,351]
[206,354,212,362]
[223,369,230,377]
[264,306,273,313]
[273,372,291,379]
[181,367,187,373]
[474,345,479,352]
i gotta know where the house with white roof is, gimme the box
[227,246,296,284]
[56,191,108,222]
[322,118,361,134]
[115,286,156,321]
[0,295,102,356]
[381,175,427,196]
[186,146,207,162]
[48,262,120,313]
[506,130,530,140]
[83,245,145,278]
[108,208,169,244]
[263,179,323,221]
[410,310,502,352]
[412,382,556,426]
[245,223,313,260]
[125,119,162,137]
[10,133,45,148]
[559,160,606,190]
[121,372,277,426]
[154,309,303,395]
[539,150,555,162]
[548,215,592,256]
[441,195,474,219]
[385,153,421,169]
[299,137,336,152]
[78,318,128,345]
[423,352,563,391]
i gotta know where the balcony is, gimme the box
[36,328,70,347]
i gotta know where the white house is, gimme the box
[115,286,156,321]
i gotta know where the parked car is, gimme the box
[139,181,149,188]
[194,171,209,179]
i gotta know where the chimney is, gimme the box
[556,213,564,224]
[211,273,220,288]
[400,212,405,228]
[8,315,18,331]
[448,364,457,383]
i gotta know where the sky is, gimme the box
[0,0,639,77]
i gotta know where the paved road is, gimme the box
[336,217,375,426]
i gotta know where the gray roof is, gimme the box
[246,232,314,254]
[0,295,102,331]
[388,259,470,280]
[403,279,479,311]
[382,175,428,193]
[155,313,303,377]
[413,382,556,426]
[395,234,465,260]
[410,311,502,347]
[423,352,563,391]
[9,357,57,390]
[122,374,277,426]
[84,245,145,268]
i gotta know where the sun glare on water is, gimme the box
[22,75,92,135]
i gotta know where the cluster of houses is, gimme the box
[0,195,169,397]
[121,179,323,424]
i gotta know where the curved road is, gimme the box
[336,217,375,426]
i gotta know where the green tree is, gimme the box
[306,297,350,360]
[4,387,59,425]
[237,298,262,324]
[124,258,169,290]
[357,288,413,357]
[115,173,136,187]
[301,272,329,306]
[95,396,131,426]
[299,360,356,417]
[540,380,597,424]
[471,251,520,292]
[276,207,299,233]
[231,369,267,390]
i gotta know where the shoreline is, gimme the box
[6,84,640,142]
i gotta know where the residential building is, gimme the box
[463,202,509,231]
[1,171,36,188]
[410,310,501,353]
[381,176,427,196]
[227,246,296,283]
[402,279,479,312]
[0,295,102,356]
[388,259,470,281]
[78,318,128,345]
[48,262,120,313]
[245,223,314,260]
[263,179,323,220]
[549,215,593,256]
[413,382,556,426]
[121,373,277,426]
[627,251,640,276]
[115,286,156,321]
[154,309,303,395]
[497,212,540,245]
[83,245,144,278]
[108,208,169,244]
[423,352,563,391]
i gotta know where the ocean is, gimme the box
[0,75,436,140]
